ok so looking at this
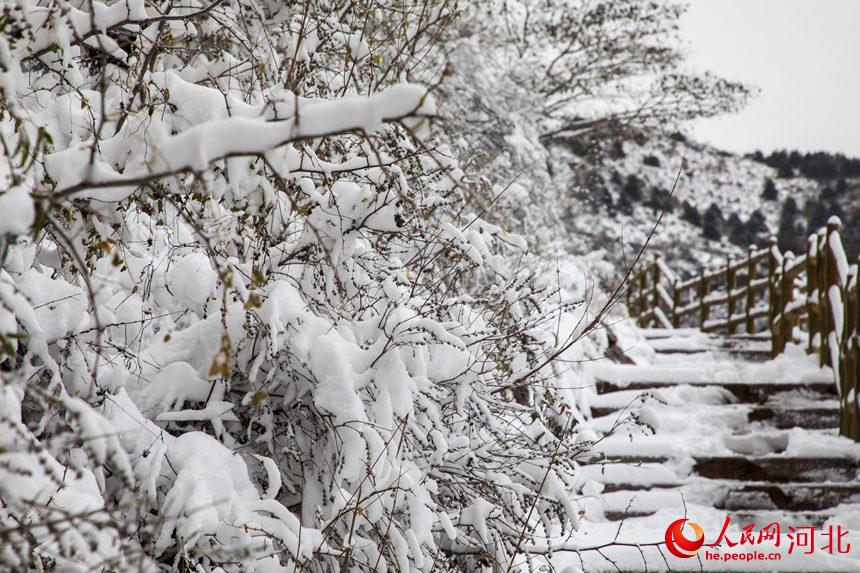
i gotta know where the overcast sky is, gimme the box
[681,0,860,157]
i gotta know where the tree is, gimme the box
[777,164,795,178]
[442,0,749,191]
[762,178,778,201]
[0,1,601,570]
[702,204,726,241]
[681,201,702,226]
[727,213,746,246]
[778,197,804,253]
[643,155,662,168]
[745,210,769,246]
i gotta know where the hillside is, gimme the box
[556,134,860,279]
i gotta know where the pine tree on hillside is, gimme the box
[777,164,794,178]
[702,204,725,241]
[745,210,768,246]
[644,186,675,213]
[777,197,804,253]
[727,213,746,246]
[623,175,644,202]
[618,174,643,214]
[681,201,702,226]
[762,178,778,201]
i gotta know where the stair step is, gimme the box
[599,482,860,519]
[603,508,847,527]
[747,406,840,429]
[720,483,860,512]
[725,348,773,362]
[693,456,860,483]
[590,454,860,482]
[730,509,846,528]
[596,380,836,403]
[590,405,839,430]
[640,329,769,342]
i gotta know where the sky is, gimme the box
[681,0,860,157]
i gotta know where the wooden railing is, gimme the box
[626,218,860,441]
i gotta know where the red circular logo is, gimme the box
[665,518,705,558]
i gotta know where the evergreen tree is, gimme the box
[762,178,778,201]
[727,213,746,246]
[643,155,661,167]
[623,175,644,202]
[777,197,803,253]
[618,174,643,214]
[644,186,673,212]
[681,201,702,226]
[702,203,725,241]
[777,164,794,178]
[745,210,768,246]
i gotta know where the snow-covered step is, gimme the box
[593,421,852,459]
[746,405,840,429]
[595,380,835,404]
[596,482,860,520]
[590,453,860,484]
[730,507,860,528]
[590,404,840,429]
[578,462,683,491]
[720,483,860,512]
[693,456,860,483]
[648,335,773,362]
[590,383,736,409]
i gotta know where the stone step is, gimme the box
[693,456,860,484]
[600,482,860,520]
[640,329,769,342]
[588,455,860,483]
[729,509,845,528]
[604,507,847,527]
[590,405,839,430]
[747,406,840,429]
[651,347,773,363]
[720,483,860,512]
[595,380,836,404]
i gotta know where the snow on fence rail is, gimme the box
[626,217,860,441]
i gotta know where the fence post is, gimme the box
[822,221,843,369]
[849,258,860,440]
[638,266,648,326]
[806,235,820,355]
[727,257,737,335]
[698,266,709,329]
[768,237,783,357]
[672,279,681,328]
[842,262,860,440]
[780,251,795,349]
[818,229,829,367]
[745,246,757,334]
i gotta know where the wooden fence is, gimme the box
[626,218,860,441]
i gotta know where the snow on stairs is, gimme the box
[584,328,860,527]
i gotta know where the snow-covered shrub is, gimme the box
[0,0,604,570]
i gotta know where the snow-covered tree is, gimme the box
[0,0,606,571]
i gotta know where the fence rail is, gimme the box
[626,218,860,441]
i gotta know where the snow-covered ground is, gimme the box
[526,332,860,572]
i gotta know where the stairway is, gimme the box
[559,328,860,572]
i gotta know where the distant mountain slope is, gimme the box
[554,134,860,280]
